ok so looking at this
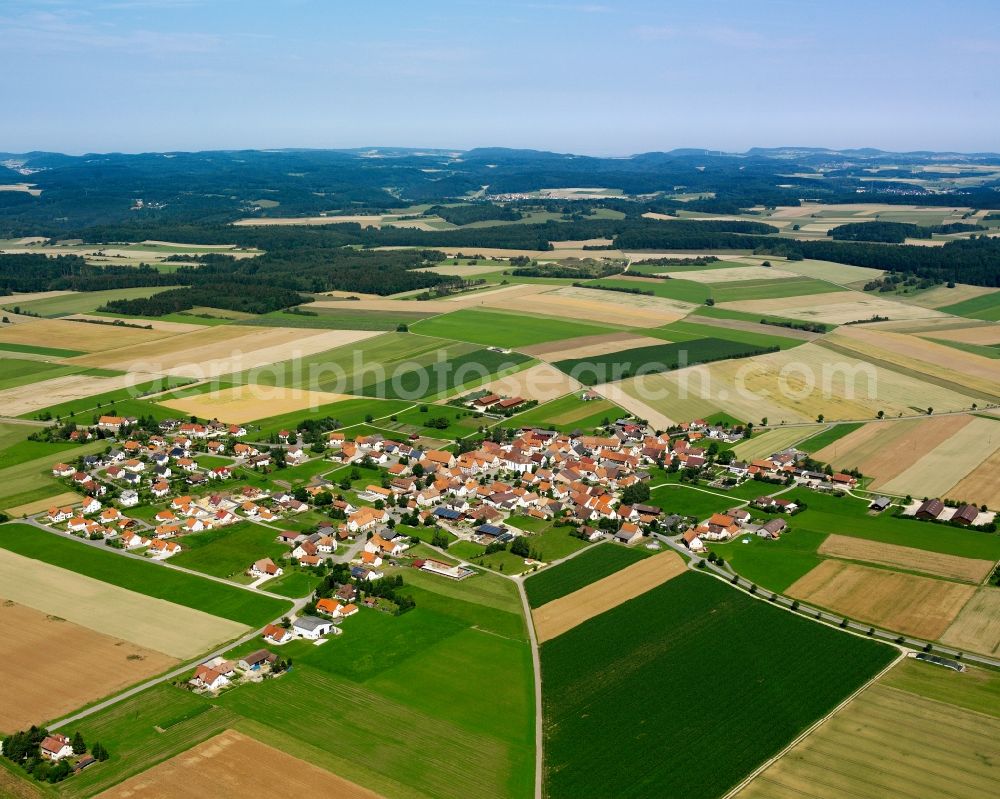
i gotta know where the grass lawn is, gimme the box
[383,404,486,438]
[524,543,650,607]
[708,528,829,593]
[541,570,896,799]
[796,422,865,453]
[0,523,290,626]
[649,482,737,520]
[170,522,289,579]
[264,568,322,598]
[410,308,621,348]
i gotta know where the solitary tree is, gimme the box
[72,732,86,755]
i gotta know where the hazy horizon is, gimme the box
[1,0,998,155]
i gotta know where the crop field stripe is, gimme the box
[0,523,290,627]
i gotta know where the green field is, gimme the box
[0,439,107,509]
[648,483,735,520]
[554,338,776,385]
[796,422,865,453]
[19,376,195,421]
[264,569,321,598]
[652,319,805,350]
[410,308,621,348]
[0,357,85,391]
[359,347,532,399]
[585,276,710,303]
[541,571,896,799]
[62,568,535,799]
[881,657,1000,719]
[524,543,650,607]
[245,306,434,330]
[785,489,1000,561]
[709,528,829,592]
[692,304,834,332]
[0,341,84,357]
[170,522,289,579]
[938,290,1000,321]
[709,276,842,303]
[380,404,486,438]
[248,396,412,439]
[504,393,620,433]
[0,434,78,470]
[0,523,290,625]
[7,286,178,318]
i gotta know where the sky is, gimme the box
[1,0,998,155]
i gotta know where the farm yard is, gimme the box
[541,571,895,799]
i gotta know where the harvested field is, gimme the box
[669,265,800,283]
[918,322,1000,345]
[734,682,1000,799]
[65,313,204,333]
[0,317,176,352]
[686,314,820,341]
[611,341,980,426]
[786,559,974,640]
[878,417,1000,500]
[904,283,998,309]
[0,373,138,416]
[720,291,947,325]
[70,326,380,378]
[417,262,508,277]
[311,283,552,314]
[590,381,679,430]
[818,534,994,583]
[493,285,692,327]
[940,589,1000,656]
[774,258,884,284]
[0,547,248,659]
[532,551,685,643]
[827,326,1000,402]
[949,446,1000,509]
[161,384,352,424]
[234,213,396,226]
[0,601,177,732]
[731,427,812,461]
[97,729,385,799]
[814,415,975,489]
[551,237,614,249]
[4,491,82,517]
[471,362,582,403]
[520,331,665,361]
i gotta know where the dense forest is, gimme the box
[2,146,999,235]
[101,284,308,316]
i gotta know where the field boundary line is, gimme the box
[515,578,543,799]
[720,648,906,799]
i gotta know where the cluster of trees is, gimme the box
[577,282,652,296]
[510,258,625,278]
[829,220,983,243]
[1,727,107,784]
[101,283,308,316]
[758,317,829,333]
[426,203,522,225]
[0,254,181,294]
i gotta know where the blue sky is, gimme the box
[1,0,998,154]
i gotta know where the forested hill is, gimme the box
[2,146,1000,234]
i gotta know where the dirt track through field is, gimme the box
[532,551,686,643]
[97,729,386,799]
[786,559,974,641]
[0,548,247,659]
[0,601,177,733]
[818,534,994,583]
